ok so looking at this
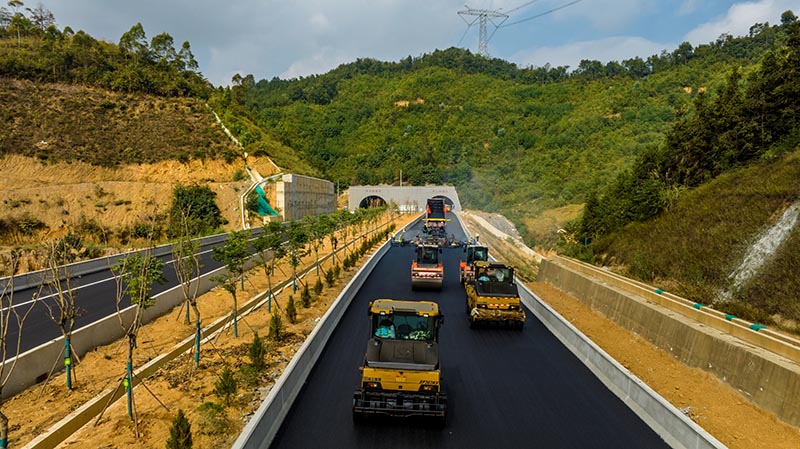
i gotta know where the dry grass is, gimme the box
[0,154,279,271]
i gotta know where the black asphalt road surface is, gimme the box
[271,221,668,448]
[5,238,227,358]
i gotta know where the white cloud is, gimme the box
[281,48,354,80]
[684,0,797,44]
[512,35,671,69]
[678,0,700,16]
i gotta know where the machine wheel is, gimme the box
[352,409,366,424]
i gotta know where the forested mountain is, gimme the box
[210,13,798,246]
[0,6,210,98]
[3,3,799,326]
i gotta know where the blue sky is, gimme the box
[43,0,797,86]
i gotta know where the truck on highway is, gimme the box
[353,299,447,425]
[464,260,525,329]
[459,244,489,283]
[423,198,448,246]
[411,243,443,290]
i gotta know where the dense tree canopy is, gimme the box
[208,14,797,242]
[580,20,800,241]
[0,4,210,97]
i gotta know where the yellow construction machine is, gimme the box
[353,299,446,425]
[459,244,489,283]
[411,243,443,290]
[464,261,525,329]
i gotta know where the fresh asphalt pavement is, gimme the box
[270,221,669,448]
[4,239,226,358]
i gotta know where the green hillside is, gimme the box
[212,18,792,246]
[593,152,800,327]
[2,4,799,328]
[0,14,315,173]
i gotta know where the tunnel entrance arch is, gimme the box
[358,195,387,209]
[431,195,456,211]
[348,186,461,213]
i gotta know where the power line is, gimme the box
[502,0,582,28]
[457,0,582,57]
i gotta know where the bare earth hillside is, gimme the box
[0,154,279,271]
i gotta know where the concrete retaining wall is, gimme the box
[455,213,725,449]
[232,238,391,448]
[538,258,800,428]
[276,174,335,221]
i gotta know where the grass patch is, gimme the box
[595,152,800,322]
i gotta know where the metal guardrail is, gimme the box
[1,231,239,293]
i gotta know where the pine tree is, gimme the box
[301,283,311,308]
[269,312,283,341]
[286,295,297,324]
[248,333,266,370]
[214,365,237,406]
[314,277,323,296]
[166,409,192,449]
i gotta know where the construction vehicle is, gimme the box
[424,198,449,246]
[464,261,525,329]
[411,243,443,290]
[353,299,447,424]
[459,244,489,283]
[425,198,447,221]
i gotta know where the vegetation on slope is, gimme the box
[0,4,209,98]
[0,77,236,165]
[212,15,795,247]
[575,18,800,326]
[593,153,800,327]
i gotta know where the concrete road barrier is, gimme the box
[518,283,726,449]
[232,240,391,449]
[454,213,725,449]
[539,257,800,429]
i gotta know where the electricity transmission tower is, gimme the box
[457,7,509,58]
[457,1,582,58]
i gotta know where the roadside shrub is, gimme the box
[131,221,163,240]
[248,332,267,370]
[325,268,335,287]
[314,277,323,296]
[269,311,283,341]
[0,214,47,241]
[166,409,192,449]
[213,365,237,405]
[237,364,260,387]
[333,264,340,278]
[300,283,311,308]
[286,295,297,323]
[168,183,224,238]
